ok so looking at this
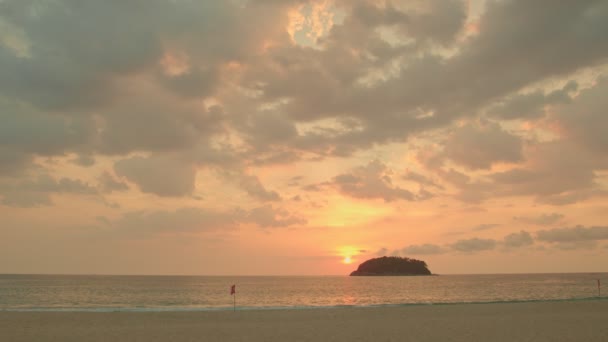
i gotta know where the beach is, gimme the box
[1,300,607,342]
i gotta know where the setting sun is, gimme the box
[338,246,365,265]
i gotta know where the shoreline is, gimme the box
[2,295,605,313]
[2,300,607,341]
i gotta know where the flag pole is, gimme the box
[234,290,236,312]
[598,279,601,297]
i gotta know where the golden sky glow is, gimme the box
[1,0,608,275]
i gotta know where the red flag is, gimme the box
[230,284,236,295]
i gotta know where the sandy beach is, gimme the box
[1,300,607,342]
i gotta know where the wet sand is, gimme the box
[1,300,607,341]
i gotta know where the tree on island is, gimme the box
[350,256,432,276]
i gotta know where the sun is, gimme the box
[338,246,363,265]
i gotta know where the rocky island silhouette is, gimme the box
[350,256,432,276]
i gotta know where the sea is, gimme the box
[0,273,606,312]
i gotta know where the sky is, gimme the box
[1,0,608,276]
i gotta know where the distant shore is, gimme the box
[2,300,607,342]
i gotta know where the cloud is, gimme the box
[0,0,281,174]
[110,207,240,236]
[0,102,92,155]
[98,172,129,193]
[513,213,564,226]
[472,223,501,231]
[71,154,96,167]
[109,205,306,236]
[492,140,599,201]
[375,247,389,256]
[114,155,196,197]
[401,244,445,255]
[443,122,524,170]
[487,81,577,120]
[0,0,607,276]
[346,0,467,45]
[402,170,444,190]
[503,231,534,248]
[236,110,299,150]
[536,226,608,243]
[437,168,470,187]
[1,0,607,175]
[447,138,605,205]
[238,174,281,202]
[555,77,608,155]
[0,147,34,176]
[551,241,598,251]
[1,0,607,172]
[0,0,279,110]
[327,160,419,202]
[157,65,219,99]
[0,98,94,174]
[246,205,306,228]
[99,99,225,156]
[258,0,608,158]
[0,174,98,207]
[450,238,497,253]
[392,227,608,254]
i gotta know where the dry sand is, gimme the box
[1,300,607,342]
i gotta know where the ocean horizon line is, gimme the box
[1,271,607,277]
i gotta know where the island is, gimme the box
[349,256,432,276]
